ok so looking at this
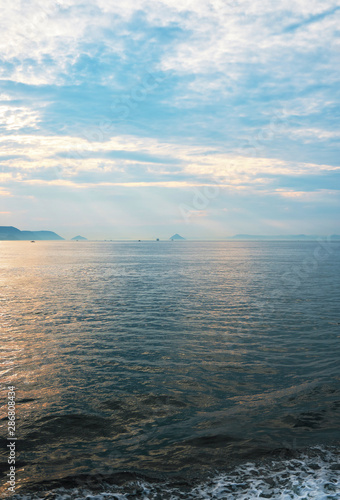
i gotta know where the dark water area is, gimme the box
[1,240,340,498]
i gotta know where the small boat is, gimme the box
[31,240,35,243]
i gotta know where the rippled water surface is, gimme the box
[1,240,340,498]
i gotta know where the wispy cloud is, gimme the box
[0,0,339,237]
[282,6,340,33]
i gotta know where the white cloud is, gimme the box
[275,188,340,202]
[278,96,336,118]
[285,128,340,142]
[0,0,339,87]
[0,133,338,194]
[0,105,40,130]
[0,187,12,196]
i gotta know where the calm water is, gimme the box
[0,240,340,499]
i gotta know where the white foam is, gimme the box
[13,446,340,500]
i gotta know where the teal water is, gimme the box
[0,240,339,498]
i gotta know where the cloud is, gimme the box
[284,128,340,142]
[282,6,340,33]
[0,105,40,130]
[1,0,339,88]
[1,132,338,189]
[275,188,340,203]
[0,0,339,237]
[0,188,12,196]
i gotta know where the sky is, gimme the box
[0,0,339,240]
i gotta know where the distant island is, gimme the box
[170,234,185,240]
[71,235,87,241]
[0,226,64,241]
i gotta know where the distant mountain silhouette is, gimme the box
[170,233,185,240]
[0,226,64,241]
[230,234,340,240]
[71,235,87,241]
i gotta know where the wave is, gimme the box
[13,446,340,499]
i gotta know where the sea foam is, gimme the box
[13,446,339,500]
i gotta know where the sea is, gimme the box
[0,240,339,499]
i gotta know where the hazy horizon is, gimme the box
[1,223,340,242]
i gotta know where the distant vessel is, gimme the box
[156,238,160,241]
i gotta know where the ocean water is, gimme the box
[0,240,339,499]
